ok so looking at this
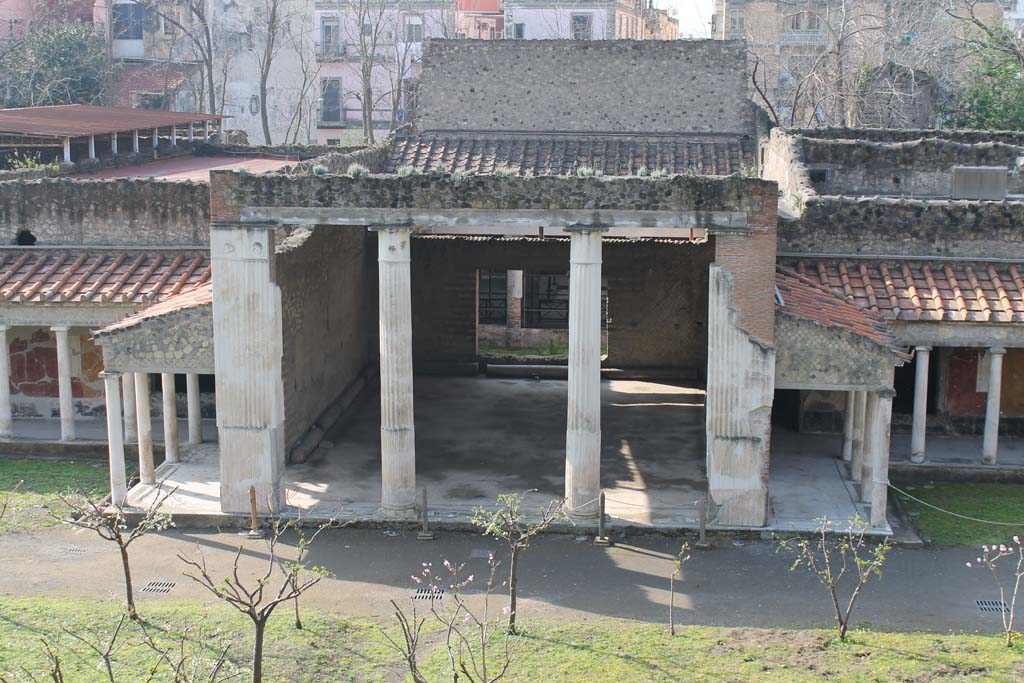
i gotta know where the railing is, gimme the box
[316,41,348,60]
[780,31,829,46]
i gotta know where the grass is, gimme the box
[0,458,111,532]
[895,481,1024,546]
[1,598,1022,682]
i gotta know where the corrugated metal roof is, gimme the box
[0,104,225,138]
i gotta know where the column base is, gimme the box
[565,508,599,526]
[982,454,997,466]
[909,451,925,464]
[378,504,418,521]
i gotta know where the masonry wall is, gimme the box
[94,306,214,375]
[277,226,373,449]
[0,179,210,246]
[416,40,754,134]
[774,315,895,388]
[7,327,103,417]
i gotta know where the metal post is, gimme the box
[695,495,712,549]
[593,491,612,546]
[417,488,434,541]
[246,485,265,538]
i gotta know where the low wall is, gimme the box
[0,178,210,246]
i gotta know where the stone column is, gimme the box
[151,127,159,152]
[859,393,878,503]
[52,326,75,442]
[161,373,179,464]
[135,373,155,484]
[910,346,931,464]
[204,121,210,142]
[102,372,127,506]
[186,373,202,445]
[0,325,12,438]
[564,227,606,520]
[376,227,417,515]
[131,130,140,154]
[62,137,72,162]
[506,269,524,344]
[88,135,96,159]
[122,372,137,443]
[841,390,855,462]
[111,131,118,156]
[865,391,894,526]
[850,390,867,482]
[170,124,177,146]
[982,347,1006,465]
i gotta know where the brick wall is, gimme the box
[276,226,373,448]
[416,39,754,135]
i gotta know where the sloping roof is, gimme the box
[0,249,210,304]
[775,266,907,356]
[0,104,224,138]
[780,256,1024,323]
[388,133,755,176]
[109,62,200,109]
[95,283,211,336]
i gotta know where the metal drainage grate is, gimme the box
[413,587,444,600]
[141,580,176,595]
[977,600,1009,613]
[62,546,87,556]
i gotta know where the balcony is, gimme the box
[316,41,349,61]
[781,31,829,47]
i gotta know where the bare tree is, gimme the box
[55,486,174,621]
[668,542,691,637]
[178,518,330,683]
[471,493,566,634]
[945,0,1024,78]
[136,0,219,114]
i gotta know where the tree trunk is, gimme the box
[669,572,675,636]
[253,617,267,683]
[119,545,137,620]
[508,545,519,634]
[260,75,272,145]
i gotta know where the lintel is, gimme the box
[238,207,749,237]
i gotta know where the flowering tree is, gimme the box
[777,516,890,641]
[966,536,1024,647]
[471,493,566,634]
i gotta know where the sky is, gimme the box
[662,0,714,39]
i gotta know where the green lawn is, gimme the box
[0,458,111,532]
[896,482,1024,546]
[1,598,1021,682]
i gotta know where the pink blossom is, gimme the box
[966,562,972,567]
[1014,535,1021,545]
[983,545,989,552]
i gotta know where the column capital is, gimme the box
[368,224,413,233]
[876,387,897,399]
[50,324,70,333]
[914,345,932,352]
[0,324,9,333]
[99,370,121,379]
[563,225,610,233]
[988,347,1007,355]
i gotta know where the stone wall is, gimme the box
[0,178,210,246]
[789,128,1024,145]
[93,306,214,375]
[784,197,1024,258]
[416,40,754,135]
[774,315,896,389]
[276,226,374,449]
[284,141,393,175]
[801,138,1023,196]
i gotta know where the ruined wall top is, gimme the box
[416,39,753,136]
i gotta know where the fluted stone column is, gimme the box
[910,346,931,464]
[161,373,179,464]
[850,390,867,482]
[122,372,137,443]
[564,227,606,520]
[187,373,202,445]
[135,373,155,485]
[52,326,75,442]
[864,391,893,526]
[0,325,12,438]
[102,372,127,506]
[376,227,416,515]
[841,390,855,462]
[982,348,1006,465]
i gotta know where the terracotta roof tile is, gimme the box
[388,133,755,176]
[781,257,1024,323]
[95,284,211,335]
[0,249,210,304]
[775,266,908,358]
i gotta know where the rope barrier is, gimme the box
[889,482,1024,528]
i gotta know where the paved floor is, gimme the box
[84,155,295,182]
[0,526,1011,633]
[125,377,870,531]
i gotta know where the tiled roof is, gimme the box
[0,249,210,304]
[775,266,906,355]
[96,284,212,335]
[388,133,755,176]
[780,256,1024,323]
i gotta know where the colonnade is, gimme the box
[63,121,212,163]
[841,389,894,526]
[374,226,606,520]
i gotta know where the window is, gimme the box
[728,8,744,34]
[326,138,341,146]
[162,11,179,36]
[404,16,423,43]
[361,21,373,36]
[524,272,608,329]
[112,2,143,40]
[478,271,508,325]
[249,94,260,115]
[788,11,820,31]
[320,17,339,47]
[321,78,342,123]
[513,22,525,39]
[570,13,593,40]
